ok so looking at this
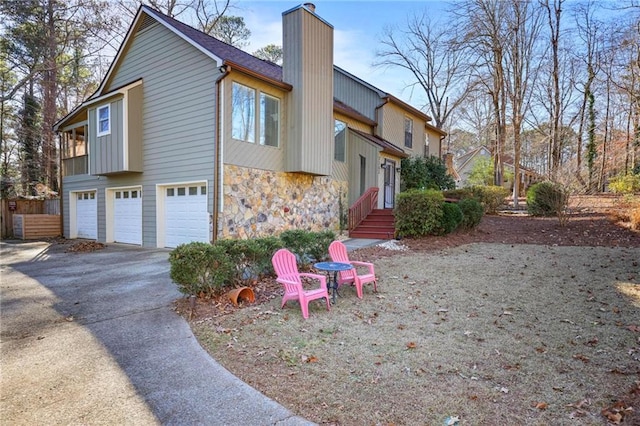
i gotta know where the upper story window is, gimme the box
[232,82,255,143]
[334,119,346,162]
[260,93,280,147]
[404,117,413,148]
[97,105,111,137]
[232,81,281,147]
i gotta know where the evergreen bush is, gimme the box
[439,202,464,234]
[526,181,569,217]
[469,185,509,214]
[608,174,640,194]
[394,189,444,238]
[458,198,484,230]
[168,242,234,297]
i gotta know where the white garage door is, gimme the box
[76,191,97,239]
[114,189,142,245]
[164,185,209,248]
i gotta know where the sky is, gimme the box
[234,1,449,108]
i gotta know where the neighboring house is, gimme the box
[453,146,541,193]
[54,3,442,248]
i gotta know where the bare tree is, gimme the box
[455,0,509,186]
[503,0,544,205]
[376,12,471,130]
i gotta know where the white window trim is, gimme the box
[97,104,111,137]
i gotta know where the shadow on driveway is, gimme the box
[1,241,311,425]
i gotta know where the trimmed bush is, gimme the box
[470,185,509,214]
[443,188,475,201]
[215,237,282,282]
[395,189,444,238]
[440,202,464,234]
[279,229,335,266]
[458,198,484,230]
[169,242,235,297]
[527,181,569,217]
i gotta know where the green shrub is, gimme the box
[526,181,569,217]
[608,174,640,195]
[279,229,335,266]
[443,188,475,200]
[169,242,234,297]
[457,198,484,230]
[469,185,509,214]
[400,156,456,191]
[394,189,444,238]
[215,237,282,282]
[439,202,464,234]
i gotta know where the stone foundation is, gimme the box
[219,165,348,239]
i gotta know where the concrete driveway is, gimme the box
[0,240,312,425]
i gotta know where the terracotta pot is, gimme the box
[226,287,256,306]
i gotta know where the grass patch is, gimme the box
[192,243,640,425]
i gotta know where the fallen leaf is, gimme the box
[535,402,548,410]
[573,354,590,363]
[406,341,417,349]
[627,325,640,332]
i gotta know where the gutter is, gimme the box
[213,66,231,243]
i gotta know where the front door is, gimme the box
[383,159,396,208]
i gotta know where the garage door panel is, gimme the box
[164,185,208,248]
[113,189,142,245]
[76,191,97,239]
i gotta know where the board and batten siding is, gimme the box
[333,70,381,122]
[223,74,287,171]
[89,97,124,174]
[378,103,426,157]
[332,112,372,184]
[348,131,381,206]
[82,20,220,247]
[283,6,333,175]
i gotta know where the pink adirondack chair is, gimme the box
[328,240,377,299]
[271,249,331,319]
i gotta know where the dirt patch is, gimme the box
[178,198,640,425]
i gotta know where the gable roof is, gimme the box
[94,5,285,98]
[350,128,409,159]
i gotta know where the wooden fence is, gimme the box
[0,199,62,239]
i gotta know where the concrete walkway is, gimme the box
[0,241,312,426]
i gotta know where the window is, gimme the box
[232,82,255,143]
[260,93,280,147]
[334,120,346,162]
[232,82,281,147]
[404,117,413,148]
[97,105,111,137]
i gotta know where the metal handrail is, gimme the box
[348,187,379,232]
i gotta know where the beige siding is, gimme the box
[425,129,443,158]
[283,6,333,175]
[332,112,371,183]
[89,98,124,175]
[378,103,426,157]
[222,74,287,171]
[348,131,381,206]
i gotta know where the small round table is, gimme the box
[313,261,353,304]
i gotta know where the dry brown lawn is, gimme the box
[182,196,640,425]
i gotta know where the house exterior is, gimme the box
[54,3,442,248]
[453,146,541,193]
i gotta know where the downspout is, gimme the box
[213,64,230,243]
[439,134,445,159]
[57,131,63,236]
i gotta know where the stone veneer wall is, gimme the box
[219,165,348,239]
